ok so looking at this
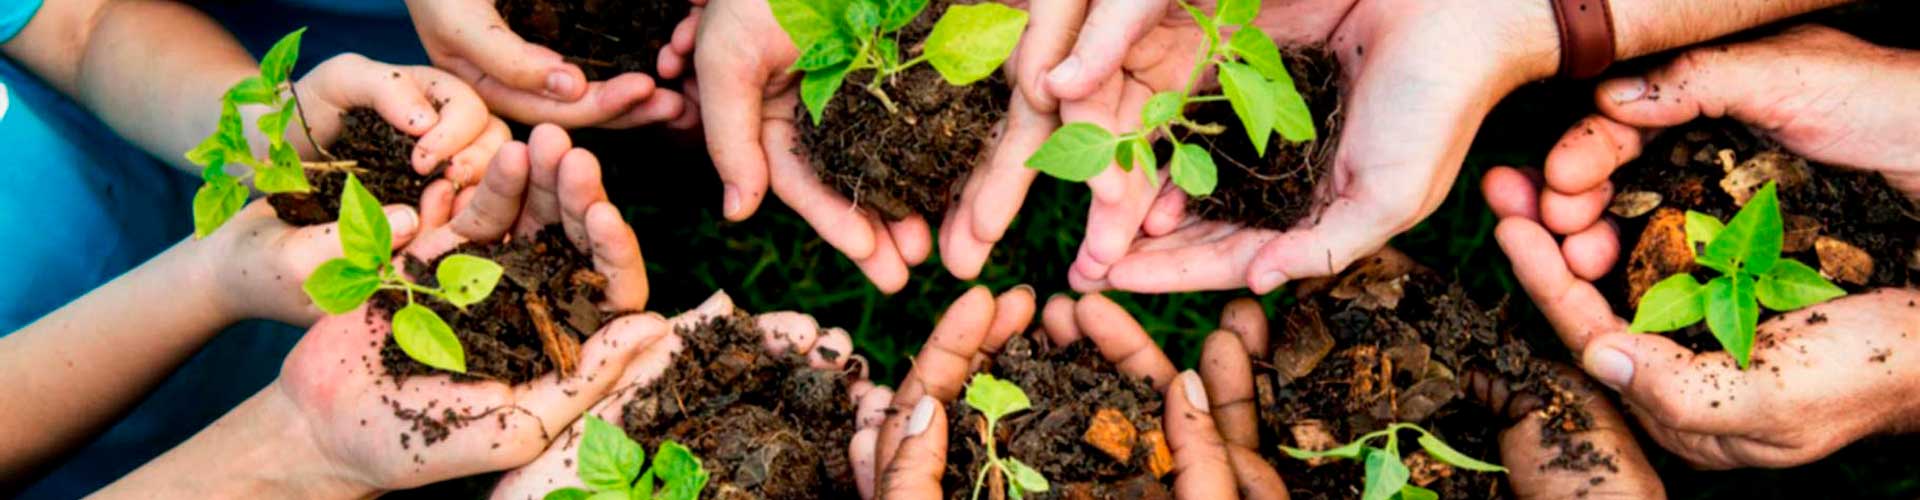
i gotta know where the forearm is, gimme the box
[93,387,377,500]
[1512,0,1853,80]
[0,239,237,479]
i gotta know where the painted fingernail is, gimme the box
[1604,77,1649,104]
[1180,371,1209,413]
[546,71,579,97]
[1252,271,1287,294]
[722,184,742,218]
[385,206,418,236]
[1048,56,1082,85]
[906,396,936,437]
[1586,346,1635,390]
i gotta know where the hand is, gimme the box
[1464,365,1666,499]
[271,127,663,491]
[1489,171,1920,469]
[197,199,420,327]
[1091,0,1563,293]
[489,291,877,499]
[292,54,511,187]
[1532,26,1920,256]
[403,0,695,129]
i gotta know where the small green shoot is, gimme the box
[545,416,710,500]
[962,373,1050,500]
[771,0,1029,122]
[1280,423,1506,500]
[1628,181,1846,368]
[1024,0,1315,197]
[300,174,503,373]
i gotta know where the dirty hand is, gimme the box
[1533,25,1920,267]
[198,199,419,327]
[402,0,694,129]
[1464,364,1666,499]
[292,54,510,187]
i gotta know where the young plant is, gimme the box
[185,28,352,238]
[1025,0,1315,197]
[1628,181,1846,369]
[300,174,503,374]
[1282,422,1507,500]
[961,373,1050,500]
[771,0,1029,123]
[545,416,710,500]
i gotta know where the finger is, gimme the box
[586,202,649,311]
[1481,166,1543,222]
[756,311,821,356]
[1143,186,1190,237]
[810,327,855,370]
[850,427,881,500]
[678,290,736,329]
[1046,0,1173,100]
[657,10,701,80]
[943,100,1051,279]
[1199,331,1260,450]
[983,285,1039,356]
[1076,294,1178,390]
[1040,293,1081,346]
[880,287,997,468]
[447,117,511,187]
[313,55,440,139]
[1014,0,1085,111]
[598,89,692,129]
[515,124,573,236]
[557,147,612,247]
[413,142,532,257]
[515,312,674,438]
[418,180,457,231]
[1544,115,1648,196]
[1540,181,1612,236]
[1245,198,1398,293]
[764,120,879,261]
[1581,332,1761,433]
[459,60,657,127]
[851,216,912,293]
[1561,220,1621,282]
[1218,298,1269,356]
[857,386,895,431]
[698,35,775,221]
[1493,217,1625,352]
[889,215,933,267]
[1108,231,1278,293]
[878,396,947,500]
[1167,371,1239,500]
[1229,446,1291,500]
[434,6,585,99]
[405,65,491,173]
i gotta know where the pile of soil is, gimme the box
[620,312,859,499]
[794,0,1008,221]
[1184,47,1345,231]
[269,107,433,226]
[1253,251,1613,499]
[941,332,1173,499]
[376,225,613,384]
[1602,120,1920,348]
[498,0,693,80]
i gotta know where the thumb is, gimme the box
[1581,332,1760,434]
[1593,41,1793,131]
[1166,371,1239,500]
[440,7,586,100]
[1046,0,1172,100]
[285,204,419,268]
[879,396,948,499]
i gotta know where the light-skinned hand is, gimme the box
[293,54,512,187]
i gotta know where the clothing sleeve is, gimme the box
[0,0,44,44]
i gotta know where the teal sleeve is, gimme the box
[0,0,43,44]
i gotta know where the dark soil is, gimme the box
[941,332,1173,500]
[1185,47,1345,230]
[1602,120,1920,350]
[376,225,613,385]
[269,107,432,226]
[498,0,693,80]
[1253,251,1609,499]
[794,0,1008,221]
[620,312,859,499]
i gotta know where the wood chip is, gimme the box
[570,268,610,291]
[1082,408,1137,464]
[1273,303,1336,386]
[1142,429,1174,479]
[1328,250,1417,310]
[1816,236,1874,285]
[1782,214,1823,253]
[1405,451,1455,486]
[1288,420,1341,467]
[1396,377,1458,422]
[1628,208,1697,308]
[1720,150,1811,206]
[524,293,581,377]
[1608,191,1663,218]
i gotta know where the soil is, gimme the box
[268,107,433,226]
[794,0,1008,221]
[941,332,1173,500]
[497,0,693,80]
[1252,250,1611,499]
[1601,120,1920,350]
[375,225,614,385]
[1185,47,1345,231]
[620,312,859,499]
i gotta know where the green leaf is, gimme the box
[876,37,901,70]
[1216,0,1260,26]
[881,0,929,31]
[543,487,593,500]
[799,34,857,72]
[963,373,1032,423]
[437,254,504,308]
[1114,137,1156,173]
[392,303,467,373]
[1414,433,1507,472]
[579,416,643,491]
[924,3,1029,86]
[631,469,653,500]
[1704,181,1783,275]
[228,76,278,105]
[1141,91,1184,128]
[303,259,381,314]
[1228,29,1286,82]
[1180,2,1221,50]
[1756,259,1845,311]
[1270,72,1315,143]
[258,99,299,146]
[259,28,307,85]
[1026,123,1117,182]
[768,0,847,51]
[1396,485,1439,500]
[844,0,881,34]
[1629,274,1708,333]
[653,441,708,500]
[1704,275,1759,369]
[1361,448,1411,500]
[1684,210,1725,256]
[213,99,253,167]
[584,490,625,500]
[1169,143,1218,197]
[1218,61,1275,156]
[337,173,392,270]
[192,176,248,239]
[800,62,851,125]
[254,143,312,194]
[185,133,230,168]
[1002,457,1051,495]
[1280,439,1367,461]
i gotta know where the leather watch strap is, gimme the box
[1552,0,1617,79]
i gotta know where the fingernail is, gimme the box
[1180,371,1209,413]
[1048,56,1082,85]
[546,71,579,97]
[1586,346,1635,390]
[385,206,418,235]
[906,396,936,437]
[722,185,742,218]
[1011,284,1035,297]
[1604,77,1648,104]
[1252,271,1287,294]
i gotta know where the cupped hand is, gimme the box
[402,0,695,129]
[1538,25,1920,248]
[199,198,420,327]
[293,54,510,187]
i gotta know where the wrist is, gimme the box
[216,387,380,499]
[1505,0,1567,83]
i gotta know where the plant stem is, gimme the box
[1187,94,1229,103]
[864,83,902,115]
[285,84,338,161]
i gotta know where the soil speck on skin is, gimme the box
[497,0,690,80]
[1187,47,1344,230]
[268,108,433,226]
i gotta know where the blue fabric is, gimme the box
[0,0,38,43]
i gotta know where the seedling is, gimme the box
[961,373,1050,500]
[771,0,1029,123]
[1025,0,1315,197]
[545,416,710,500]
[185,28,355,238]
[1629,181,1846,369]
[1282,422,1506,500]
[300,174,502,374]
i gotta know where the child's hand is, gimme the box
[291,54,512,187]
[196,199,422,327]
